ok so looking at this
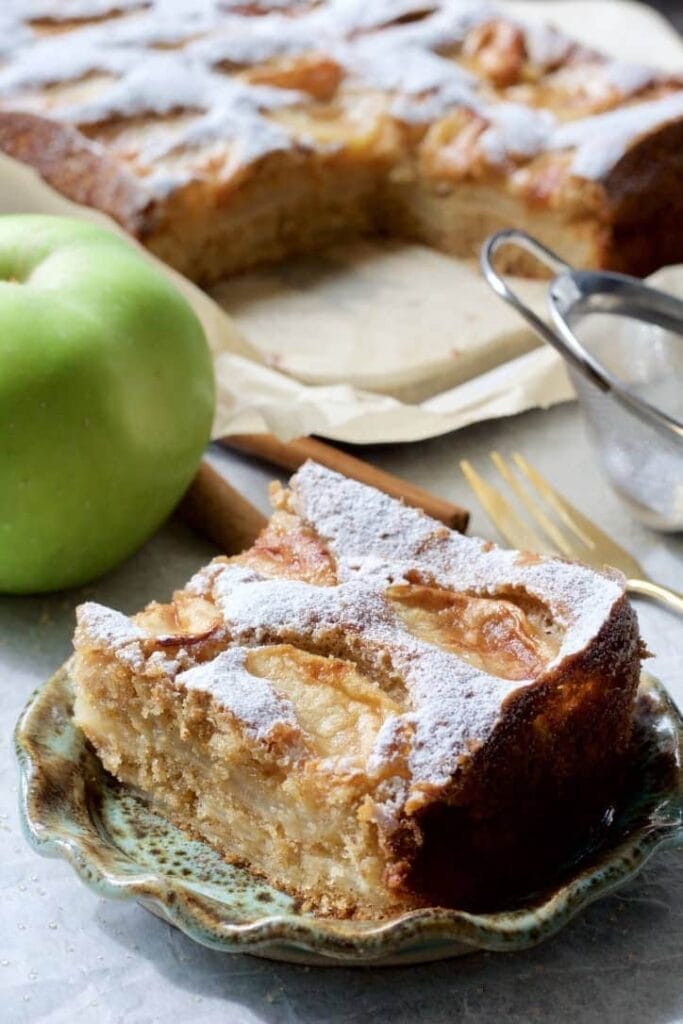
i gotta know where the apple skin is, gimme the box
[0,215,215,593]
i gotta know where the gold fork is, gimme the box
[460,452,683,615]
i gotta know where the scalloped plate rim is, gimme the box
[14,664,683,965]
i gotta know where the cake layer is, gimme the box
[74,635,400,915]
[72,462,643,914]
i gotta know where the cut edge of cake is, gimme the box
[0,2,682,282]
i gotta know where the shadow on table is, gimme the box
[95,850,683,1024]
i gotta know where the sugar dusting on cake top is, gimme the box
[177,647,305,758]
[288,460,623,660]
[76,602,146,669]
[76,461,630,822]
[1,0,679,195]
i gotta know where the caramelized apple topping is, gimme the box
[243,54,344,102]
[419,109,489,180]
[137,595,222,646]
[388,583,560,681]
[462,19,527,88]
[246,644,400,761]
[241,510,338,585]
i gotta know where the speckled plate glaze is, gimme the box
[14,664,683,966]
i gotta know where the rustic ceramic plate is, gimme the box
[14,664,683,966]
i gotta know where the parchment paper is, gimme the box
[0,0,681,444]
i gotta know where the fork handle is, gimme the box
[627,578,683,615]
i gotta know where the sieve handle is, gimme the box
[480,229,609,391]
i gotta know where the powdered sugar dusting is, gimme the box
[75,460,631,832]
[28,0,146,17]
[289,461,623,662]
[479,102,555,164]
[177,646,304,757]
[522,23,574,69]
[551,91,683,179]
[77,601,145,670]
[209,561,524,791]
[264,460,627,808]
[602,60,655,96]
[0,0,678,193]
[392,642,513,788]
[336,36,477,106]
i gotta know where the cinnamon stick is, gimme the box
[177,460,267,554]
[222,434,469,532]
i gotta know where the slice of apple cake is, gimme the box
[72,462,642,915]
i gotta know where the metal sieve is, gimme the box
[481,229,683,530]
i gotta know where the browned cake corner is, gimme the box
[71,462,642,916]
[0,2,681,282]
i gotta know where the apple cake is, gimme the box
[71,462,643,915]
[0,1,681,282]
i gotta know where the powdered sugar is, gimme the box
[76,461,631,830]
[210,562,517,790]
[550,91,683,179]
[601,60,655,96]
[522,23,575,69]
[193,463,623,798]
[28,0,146,17]
[479,102,555,164]
[289,461,623,662]
[76,601,145,669]
[361,0,495,52]
[282,461,627,807]
[336,36,476,100]
[191,11,322,66]
[177,647,304,755]
[392,642,514,788]
[1,0,678,193]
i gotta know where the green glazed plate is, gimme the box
[14,665,683,966]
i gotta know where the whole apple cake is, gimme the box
[71,462,643,915]
[0,1,681,282]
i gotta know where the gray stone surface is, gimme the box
[2,401,683,1023]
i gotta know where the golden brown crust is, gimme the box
[0,110,155,236]
[597,117,683,274]
[391,592,640,909]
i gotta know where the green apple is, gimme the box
[0,215,215,593]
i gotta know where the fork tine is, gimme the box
[512,452,646,576]
[512,453,595,548]
[489,451,576,559]
[459,459,553,554]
